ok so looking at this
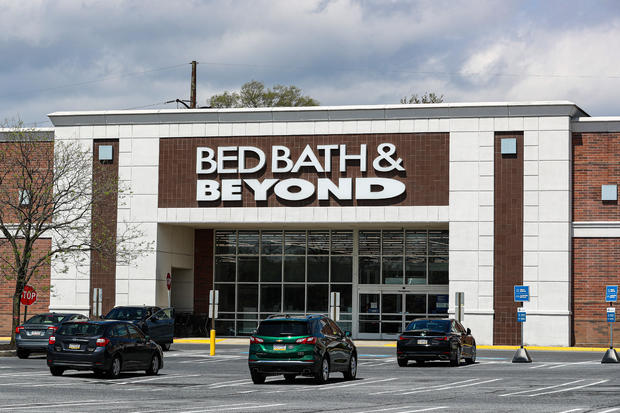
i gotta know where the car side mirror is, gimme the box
[344,331,352,337]
[466,328,471,335]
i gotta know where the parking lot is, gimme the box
[0,343,618,412]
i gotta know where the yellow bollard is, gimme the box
[210,329,216,356]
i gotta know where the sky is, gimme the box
[2,0,620,126]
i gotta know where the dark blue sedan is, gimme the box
[47,320,164,378]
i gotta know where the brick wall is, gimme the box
[158,133,449,208]
[90,140,119,316]
[573,132,620,221]
[194,229,213,314]
[0,239,52,335]
[493,132,524,345]
[572,238,620,347]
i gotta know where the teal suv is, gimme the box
[248,314,357,384]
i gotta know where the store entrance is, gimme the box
[357,288,449,340]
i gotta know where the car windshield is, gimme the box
[256,321,309,337]
[105,308,147,321]
[405,320,451,332]
[26,314,66,324]
[58,323,106,337]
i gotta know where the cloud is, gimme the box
[1,0,620,123]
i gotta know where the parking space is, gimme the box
[0,345,619,412]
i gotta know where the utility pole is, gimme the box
[190,60,197,109]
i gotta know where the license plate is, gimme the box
[68,343,81,350]
[273,344,286,351]
[27,330,43,336]
[417,339,428,345]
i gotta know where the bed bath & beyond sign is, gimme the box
[195,143,406,202]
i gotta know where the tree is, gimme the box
[0,122,148,347]
[400,92,444,104]
[209,80,319,108]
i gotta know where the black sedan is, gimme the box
[47,320,164,378]
[396,319,476,367]
[15,313,89,359]
[103,306,174,350]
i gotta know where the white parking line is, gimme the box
[528,380,609,397]
[400,378,501,395]
[322,377,398,389]
[597,408,620,413]
[529,364,551,369]
[499,379,586,397]
[395,408,448,413]
[557,409,583,413]
[371,379,478,395]
[179,403,286,412]
[115,374,201,385]
[0,400,136,411]
[352,407,448,413]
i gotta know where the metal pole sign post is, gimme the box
[92,288,103,318]
[602,286,619,363]
[209,289,219,356]
[455,292,464,323]
[329,292,341,321]
[512,285,532,363]
[166,273,171,308]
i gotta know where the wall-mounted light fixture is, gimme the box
[601,184,617,201]
[98,145,113,161]
[501,138,517,155]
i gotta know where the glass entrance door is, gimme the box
[357,291,449,339]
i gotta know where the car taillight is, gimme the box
[47,326,58,333]
[49,336,56,344]
[398,335,409,340]
[295,336,317,344]
[435,336,448,341]
[249,336,264,344]
[15,326,24,334]
[96,338,110,347]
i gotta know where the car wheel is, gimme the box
[343,354,357,380]
[450,346,461,367]
[50,367,64,376]
[251,371,266,384]
[465,345,476,365]
[146,354,160,375]
[16,348,29,359]
[397,358,408,367]
[162,342,171,351]
[107,356,122,379]
[314,357,330,384]
[284,374,296,383]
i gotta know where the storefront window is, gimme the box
[359,229,449,286]
[215,256,235,282]
[308,256,329,282]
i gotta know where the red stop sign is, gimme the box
[21,285,37,306]
[166,273,171,291]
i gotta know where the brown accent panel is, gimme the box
[194,229,213,314]
[0,239,51,335]
[572,238,620,347]
[90,140,119,316]
[493,132,523,345]
[158,133,449,208]
[573,132,620,221]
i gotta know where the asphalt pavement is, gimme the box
[0,344,618,412]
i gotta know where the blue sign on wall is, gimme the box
[606,286,618,302]
[514,286,530,302]
[607,308,616,323]
[517,309,526,322]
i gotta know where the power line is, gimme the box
[0,63,189,99]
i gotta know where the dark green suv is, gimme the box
[248,314,357,384]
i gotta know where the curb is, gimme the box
[0,350,16,357]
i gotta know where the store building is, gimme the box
[3,101,620,347]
